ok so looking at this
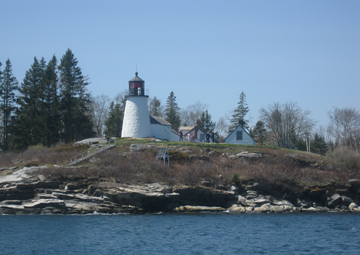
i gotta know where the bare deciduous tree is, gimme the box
[180,101,208,126]
[327,107,360,153]
[215,116,229,142]
[259,102,315,148]
[89,94,110,137]
[114,90,127,106]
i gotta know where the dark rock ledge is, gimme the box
[0,167,360,214]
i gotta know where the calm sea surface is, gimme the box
[0,213,359,255]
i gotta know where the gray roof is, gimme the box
[180,125,208,134]
[150,115,171,125]
[129,72,144,82]
[172,129,180,136]
[179,126,194,131]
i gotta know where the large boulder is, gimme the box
[349,202,359,211]
[341,196,353,206]
[271,205,285,213]
[0,166,18,172]
[253,203,271,213]
[302,207,321,212]
[0,166,46,184]
[244,190,258,199]
[130,144,145,152]
[327,194,342,208]
[73,138,107,146]
[174,205,226,212]
[243,198,270,207]
[236,152,263,158]
[237,195,247,205]
[228,204,246,213]
[349,179,360,193]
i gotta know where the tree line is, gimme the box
[143,91,359,155]
[1,51,359,156]
[0,49,93,151]
[105,88,359,156]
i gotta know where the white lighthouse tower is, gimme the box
[121,72,152,138]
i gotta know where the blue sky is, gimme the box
[1,0,359,130]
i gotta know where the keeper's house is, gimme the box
[179,120,217,143]
[224,125,256,145]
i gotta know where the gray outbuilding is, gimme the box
[225,125,256,145]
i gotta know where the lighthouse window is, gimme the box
[134,83,139,88]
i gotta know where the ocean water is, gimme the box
[1,213,359,255]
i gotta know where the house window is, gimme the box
[200,134,205,141]
[236,131,243,140]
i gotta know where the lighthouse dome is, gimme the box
[129,72,144,82]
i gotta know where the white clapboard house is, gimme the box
[150,115,180,141]
[224,125,256,145]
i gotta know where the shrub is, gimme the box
[168,150,189,162]
[231,174,241,186]
[0,145,89,167]
[326,146,360,173]
[0,151,18,167]
[7,141,360,188]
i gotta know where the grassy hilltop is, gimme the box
[1,138,359,191]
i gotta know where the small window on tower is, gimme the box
[236,131,243,140]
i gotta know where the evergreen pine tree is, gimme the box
[149,96,163,117]
[42,55,60,147]
[104,101,124,137]
[200,110,216,132]
[14,57,46,149]
[253,120,266,145]
[294,137,307,151]
[311,133,328,155]
[229,92,249,134]
[58,49,94,142]
[0,59,19,151]
[164,91,181,130]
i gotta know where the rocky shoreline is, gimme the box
[1,166,360,215]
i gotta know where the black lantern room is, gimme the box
[128,72,145,96]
